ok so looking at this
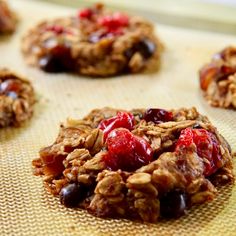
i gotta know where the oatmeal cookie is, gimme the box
[0,68,35,127]
[0,0,16,34]
[32,107,234,222]
[199,46,236,109]
[22,3,163,77]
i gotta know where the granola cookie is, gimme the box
[0,0,17,34]
[32,107,234,222]
[199,46,236,109]
[0,68,35,127]
[21,4,163,77]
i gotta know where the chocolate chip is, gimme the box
[135,39,156,59]
[124,39,156,60]
[160,190,187,218]
[40,41,75,73]
[39,55,64,73]
[60,183,88,208]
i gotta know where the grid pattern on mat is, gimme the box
[0,0,236,235]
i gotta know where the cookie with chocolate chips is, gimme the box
[32,107,234,222]
[22,3,163,77]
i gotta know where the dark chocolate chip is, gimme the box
[124,38,156,60]
[60,183,88,208]
[160,190,187,218]
[135,39,156,59]
[39,55,64,73]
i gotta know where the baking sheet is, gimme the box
[1,0,236,235]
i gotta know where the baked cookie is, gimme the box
[32,107,234,222]
[0,0,16,34]
[199,46,236,109]
[0,69,35,127]
[22,4,163,77]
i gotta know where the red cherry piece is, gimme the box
[113,12,129,26]
[104,128,153,171]
[0,79,22,94]
[143,108,173,124]
[175,128,223,176]
[98,12,129,32]
[98,111,134,141]
[78,8,93,19]
[175,127,194,148]
[45,25,65,34]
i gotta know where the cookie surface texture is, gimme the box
[32,107,234,222]
[21,4,163,76]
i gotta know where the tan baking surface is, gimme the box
[1,0,236,235]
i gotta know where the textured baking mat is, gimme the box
[1,0,236,235]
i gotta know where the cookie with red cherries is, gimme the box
[22,4,163,77]
[0,69,35,127]
[199,46,236,109]
[32,107,234,222]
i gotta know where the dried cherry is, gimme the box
[78,8,93,19]
[103,128,153,171]
[143,108,173,124]
[175,128,223,176]
[160,190,187,218]
[98,111,134,141]
[98,13,129,31]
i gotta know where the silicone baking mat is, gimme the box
[1,0,236,235]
